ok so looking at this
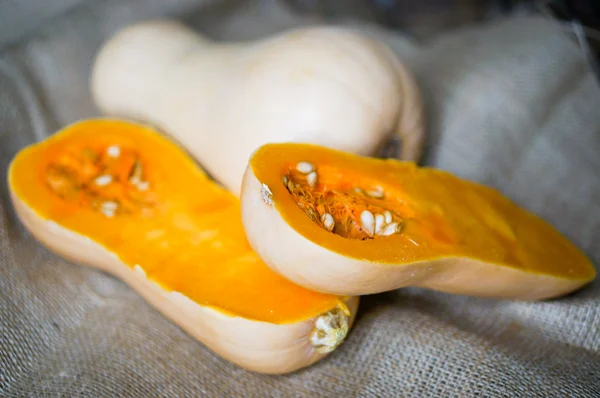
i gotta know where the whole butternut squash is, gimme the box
[240,143,596,299]
[91,19,424,195]
[8,119,358,374]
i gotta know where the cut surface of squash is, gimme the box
[8,119,357,374]
[241,143,596,299]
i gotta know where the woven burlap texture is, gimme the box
[1,1,599,396]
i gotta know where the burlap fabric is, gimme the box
[1,1,599,396]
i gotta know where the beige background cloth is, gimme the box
[1,1,599,396]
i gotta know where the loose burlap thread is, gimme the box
[1,1,599,396]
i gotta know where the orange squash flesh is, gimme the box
[8,120,347,324]
[241,143,596,299]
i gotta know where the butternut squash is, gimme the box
[7,119,358,374]
[240,143,596,299]
[91,19,425,195]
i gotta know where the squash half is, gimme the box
[8,120,358,374]
[241,143,596,299]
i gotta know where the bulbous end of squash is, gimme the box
[241,142,596,300]
[7,119,359,374]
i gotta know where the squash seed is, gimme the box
[129,159,143,184]
[380,222,399,236]
[375,214,385,233]
[282,175,289,186]
[100,201,118,217]
[46,167,76,198]
[106,145,121,158]
[307,171,317,188]
[94,174,113,186]
[296,161,315,174]
[384,211,392,224]
[360,210,375,236]
[321,213,335,232]
[136,181,150,191]
[366,189,384,199]
[306,207,318,221]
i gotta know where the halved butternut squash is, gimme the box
[7,119,358,374]
[241,143,596,300]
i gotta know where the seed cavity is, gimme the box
[283,163,404,240]
[106,145,121,158]
[45,145,156,218]
[94,174,113,186]
[321,213,335,232]
[310,307,349,354]
[260,183,273,206]
[296,161,315,174]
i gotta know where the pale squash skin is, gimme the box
[7,119,359,375]
[240,143,596,299]
[91,19,425,195]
